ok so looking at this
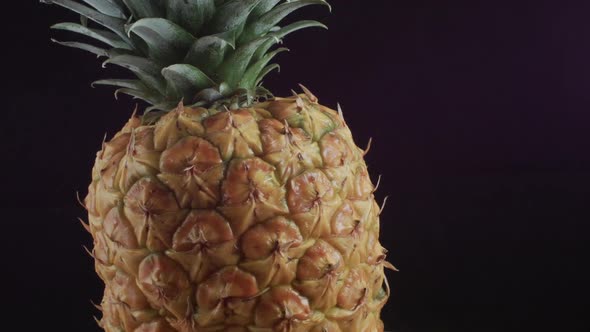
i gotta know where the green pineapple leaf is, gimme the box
[127,18,196,65]
[92,79,148,91]
[41,0,130,43]
[183,30,236,77]
[252,20,327,61]
[103,55,166,94]
[218,36,278,87]
[80,0,126,18]
[240,0,330,44]
[239,47,288,89]
[249,0,281,21]
[121,0,164,18]
[114,87,164,105]
[162,64,216,101]
[43,0,331,118]
[194,82,232,104]
[51,22,131,49]
[207,0,262,34]
[166,0,215,35]
[50,39,108,57]
[255,63,280,86]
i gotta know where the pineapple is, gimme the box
[43,0,395,331]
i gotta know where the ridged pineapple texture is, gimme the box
[85,91,393,332]
[43,1,395,331]
[43,0,330,117]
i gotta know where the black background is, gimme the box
[2,1,589,331]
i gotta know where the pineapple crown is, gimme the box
[42,0,330,120]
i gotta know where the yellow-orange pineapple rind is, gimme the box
[85,93,391,332]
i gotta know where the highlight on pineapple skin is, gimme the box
[84,91,392,332]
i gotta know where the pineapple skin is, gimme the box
[85,92,390,332]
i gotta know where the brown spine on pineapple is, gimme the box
[84,90,391,332]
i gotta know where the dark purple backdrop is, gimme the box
[2,1,589,331]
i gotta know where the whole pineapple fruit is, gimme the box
[43,1,394,331]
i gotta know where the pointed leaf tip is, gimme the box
[51,22,130,49]
[50,38,108,57]
[255,64,281,87]
[252,20,327,62]
[240,0,330,43]
[240,47,288,89]
[42,0,130,42]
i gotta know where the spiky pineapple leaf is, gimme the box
[184,30,236,77]
[41,0,130,43]
[114,87,163,104]
[252,20,327,61]
[166,0,215,35]
[194,82,231,104]
[43,0,331,116]
[249,0,281,21]
[239,47,288,89]
[121,0,164,19]
[255,63,280,86]
[110,0,125,7]
[50,39,108,57]
[106,48,135,57]
[273,20,329,38]
[218,36,277,87]
[127,18,196,64]
[92,79,148,91]
[103,55,166,94]
[162,64,216,101]
[80,0,126,18]
[51,22,130,49]
[207,0,263,34]
[240,0,330,43]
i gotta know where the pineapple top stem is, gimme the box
[42,0,330,122]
